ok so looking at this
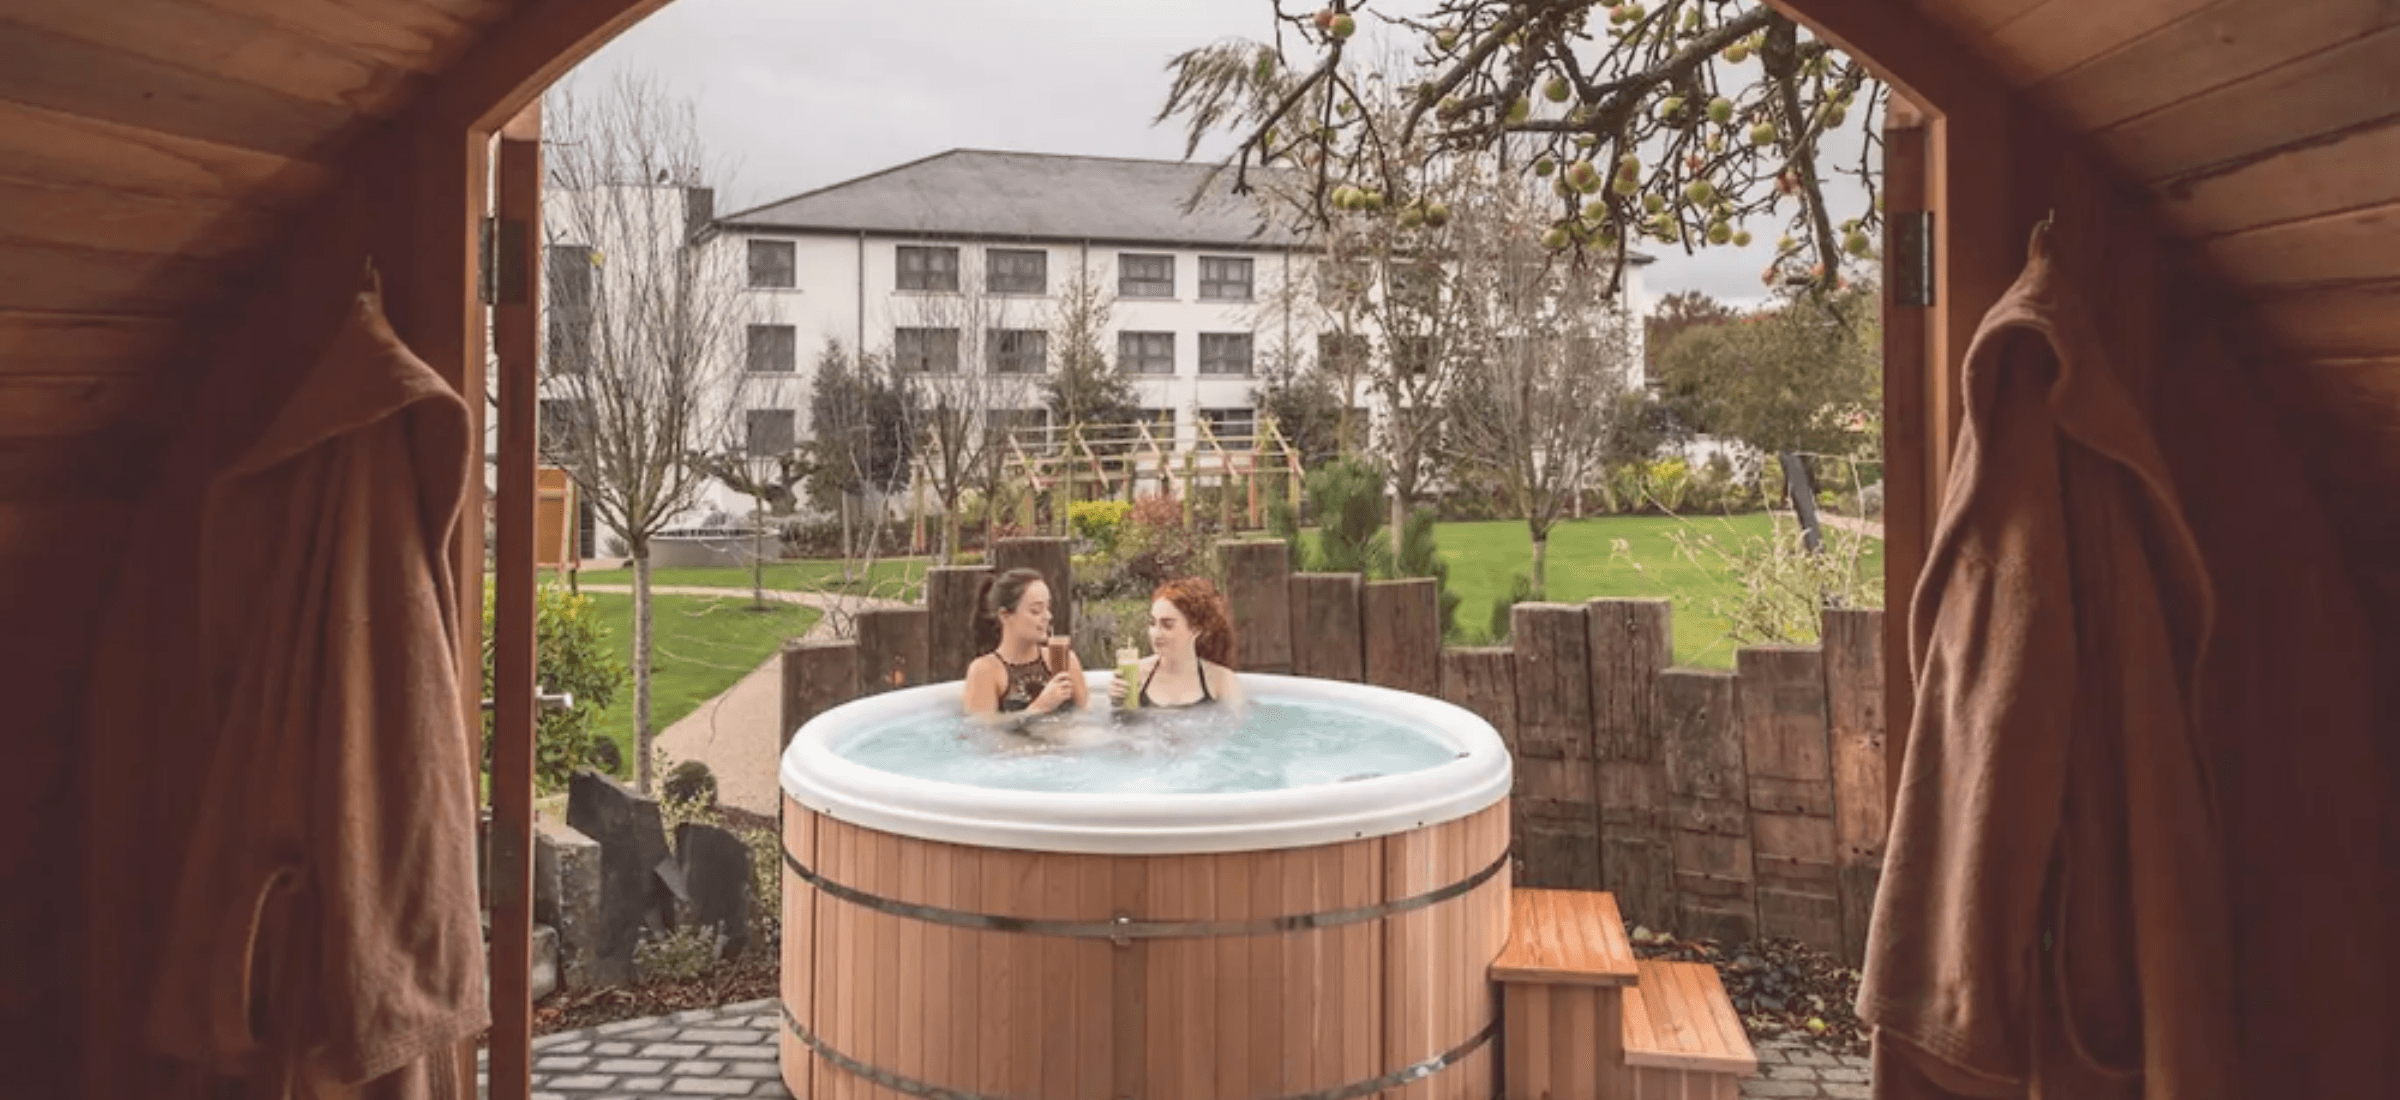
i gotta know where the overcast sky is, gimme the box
[564,0,1874,311]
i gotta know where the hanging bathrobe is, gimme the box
[1858,223,2237,1099]
[144,284,487,1099]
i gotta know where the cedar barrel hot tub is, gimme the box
[778,671,1513,1100]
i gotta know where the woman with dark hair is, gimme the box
[962,568,1088,725]
[1109,576,1247,714]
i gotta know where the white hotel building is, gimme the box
[548,149,1650,540]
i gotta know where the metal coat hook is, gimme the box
[362,253,384,297]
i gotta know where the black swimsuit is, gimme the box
[1138,662,1218,709]
[994,653,1054,713]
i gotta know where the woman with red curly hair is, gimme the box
[1109,576,1247,713]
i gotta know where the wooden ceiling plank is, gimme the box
[1981,0,2220,86]
[1913,0,2055,40]
[2205,201,2400,290]
[0,241,235,317]
[174,0,480,71]
[5,1,427,119]
[0,20,362,163]
[0,375,157,439]
[2257,282,2400,360]
[0,311,177,376]
[2033,0,2400,132]
[0,501,129,561]
[2097,26,2400,184]
[2156,116,2400,238]
[0,177,280,262]
[0,101,332,210]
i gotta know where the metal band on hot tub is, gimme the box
[783,842,1509,941]
[781,1000,1496,1100]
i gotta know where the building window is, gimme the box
[1315,262,1368,309]
[988,328,1049,374]
[1317,332,1370,375]
[545,244,594,374]
[987,249,1047,295]
[1199,256,1253,301]
[538,397,592,460]
[1200,407,1255,447]
[1392,334,1437,377]
[746,408,797,456]
[985,407,1051,444]
[1390,263,1440,313]
[1198,332,1253,376]
[895,327,960,373]
[897,245,959,292]
[1119,253,1175,298]
[1118,331,1175,375]
[746,324,797,372]
[1136,407,1177,438]
[748,239,796,288]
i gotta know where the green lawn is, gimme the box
[581,592,820,768]
[1401,513,1882,668]
[563,557,932,603]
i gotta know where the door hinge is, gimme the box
[1893,211,1935,308]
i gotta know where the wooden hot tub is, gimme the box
[777,673,1514,1100]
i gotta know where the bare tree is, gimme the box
[1440,174,1639,595]
[539,73,752,793]
[886,261,1043,562]
[1161,1,1884,295]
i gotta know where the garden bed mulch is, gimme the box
[1629,927,1868,1057]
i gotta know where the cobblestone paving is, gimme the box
[483,1002,1872,1099]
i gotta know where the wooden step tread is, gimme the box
[1622,960,1758,1075]
[1492,887,1640,987]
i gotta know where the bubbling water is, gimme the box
[831,700,1463,795]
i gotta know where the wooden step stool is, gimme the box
[1492,888,1757,1099]
[1621,960,1758,1099]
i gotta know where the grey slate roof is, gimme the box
[717,149,1309,249]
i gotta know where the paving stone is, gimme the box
[724,998,777,1015]
[711,1044,777,1061]
[1766,1063,1819,1081]
[546,1074,617,1091]
[644,1042,705,1059]
[534,1055,593,1073]
[668,1079,759,1096]
[673,1008,729,1024]
[533,1093,568,1100]
[1741,1082,1825,1098]
[1823,1085,1871,1100]
[1752,1045,1785,1064]
[681,1028,760,1044]
[677,1061,728,1078]
[592,1041,637,1056]
[622,1078,669,1094]
[625,1026,684,1042]
[1822,1066,1868,1083]
[597,1017,657,1036]
[536,1038,594,1055]
[594,1058,668,1074]
[1790,1050,1841,1067]
[727,1060,783,1078]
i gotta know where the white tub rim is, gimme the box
[778,671,1512,855]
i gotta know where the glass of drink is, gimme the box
[1047,636,1073,675]
[1116,643,1142,709]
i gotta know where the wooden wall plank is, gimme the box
[1512,603,1600,890]
[1361,578,1441,696]
[1660,669,1755,946]
[0,21,362,162]
[0,241,237,316]
[1290,572,1365,682]
[0,100,331,208]
[2158,116,2400,237]
[1821,610,1887,969]
[0,434,158,501]
[0,376,158,438]
[1738,645,1842,954]
[1881,103,1932,815]
[175,0,490,71]
[1219,539,1293,672]
[923,565,990,682]
[3,1,427,118]
[2204,201,2400,289]
[2033,0,2400,133]
[0,178,281,262]
[2098,26,2400,184]
[2258,282,2400,359]
[1588,598,1675,931]
[0,310,175,375]
[991,536,1073,638]
[782,640,860,751]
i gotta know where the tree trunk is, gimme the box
[751,494,767,610]
[1389,489,1407,565]
[1530,528,1550,600]
[632,548,655,793]
[1780,451,1825,553]
[840,491,856,583]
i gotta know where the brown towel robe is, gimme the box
[1858,224,2237,1099]
[142,287,487,1098]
